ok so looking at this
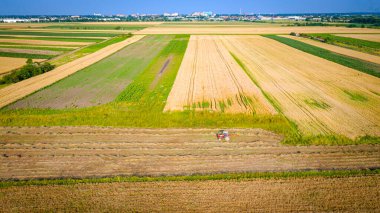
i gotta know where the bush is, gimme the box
[0,59,55,84]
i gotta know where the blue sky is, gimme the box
[1,0,379,15]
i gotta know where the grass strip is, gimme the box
[1,169,378,188]
[0,51,53,59]
[264,35,380,78]
[0,31,120,37]
[308,33,380,55]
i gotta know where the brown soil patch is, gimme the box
[164,35,276,114]
[0,47,62,55]
[336,34,380,42]
[0,127,379,180]
[222,36,380,138]
[281,35,380,64]
[0,175,379,212]
[0,35,144,108]
[136,26,380,35]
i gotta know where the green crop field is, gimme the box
[265,35,380,78]
[0,51,54,59]
[8,35,173,109]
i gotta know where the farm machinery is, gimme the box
[216,130,230,142]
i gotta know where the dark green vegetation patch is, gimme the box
[0,51,53,59]
[308,33,380,56]
[1,169,379,188]
[343,90,369,102]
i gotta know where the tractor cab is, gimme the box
[216,130,230,142]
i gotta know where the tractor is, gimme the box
[216,130,230,142]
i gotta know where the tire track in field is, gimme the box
[186,37,198,107]
[213,38,252,112]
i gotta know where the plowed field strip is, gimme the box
[164,35,276,114]
[0,127,379,180]
[0,35,144,108]
[222,36,380,138]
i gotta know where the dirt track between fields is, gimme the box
[0,35,144,108]
[0,127,379,180]
[281,35,380,64]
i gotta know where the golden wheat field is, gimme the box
[164,35,276,114]
[221,35,380,138]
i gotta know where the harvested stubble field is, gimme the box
[221,35,380,138]
[0,57,44,75]
[0,127,379,180]
[336,33,380,43]
[8,35,171,109]
[164,35,276,114]
[0,35,144,108]
[281,35,380,64]
[1,175,379,212]
[135,26,380,34]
